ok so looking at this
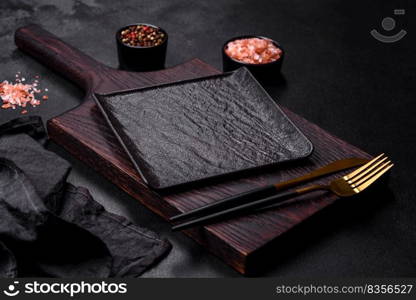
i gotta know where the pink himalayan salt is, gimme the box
[225,38,282,64]
[0,73,48,114]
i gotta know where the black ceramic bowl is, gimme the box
[116,23,168,72]
[222,35,284,82]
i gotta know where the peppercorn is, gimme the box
[120,25,166,47]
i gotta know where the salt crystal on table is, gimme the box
[1,73,49,113]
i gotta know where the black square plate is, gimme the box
[95,68,313,189]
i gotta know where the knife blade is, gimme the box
[170,157,370,223]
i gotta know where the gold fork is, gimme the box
[172,154,393,231]
[294,153,393,197]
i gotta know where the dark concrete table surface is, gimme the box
[0,0,415,277]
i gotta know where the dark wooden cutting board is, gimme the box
[15,24,371,275]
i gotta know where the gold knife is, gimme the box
[170,157,370,222]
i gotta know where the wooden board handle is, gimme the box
[15,24,108,91]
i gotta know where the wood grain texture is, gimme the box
[16,24,372,274]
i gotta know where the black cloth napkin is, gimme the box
[0,116,171,277]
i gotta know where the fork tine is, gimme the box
[351,160,392,187]
[344,153,385,180]
[347,156,389,185]
[352,163,393,192]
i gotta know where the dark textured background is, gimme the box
[0,0,415,277]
